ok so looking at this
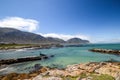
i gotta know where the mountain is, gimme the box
[0,27,46,44]
[67,38,89,44]
[0,27,90,44]
[46,37,65,43]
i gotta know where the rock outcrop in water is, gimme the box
[90,48,120,55]
[0,54,54,66]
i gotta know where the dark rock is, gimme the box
[90,48,120,55]
[39,53,46,57]
[50,55,54,57]
[0,54,50,65]
[34,64,42,70]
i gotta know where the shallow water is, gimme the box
[0,43,120,74]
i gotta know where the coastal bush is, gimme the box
[80,73,87,78]
[62,76,78,80]
[91,74,115,80]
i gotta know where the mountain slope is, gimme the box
[67,38,89,44]
[46,37,65,43]
[0,27,46,44]
[0,28,90,44]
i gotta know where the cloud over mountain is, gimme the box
[0,17,39,32]
[40,33,90,41]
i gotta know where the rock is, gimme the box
[17,73,29,79]
[40,67,48,73]
[80,77,93,80]
[115,72,120,80]
[69,70,84,77]
[76,77,82,80]
[1,73,18,80]
[39,53,46,57]
[32,75,42,80]
[1,62,120,80]
[29,73,38,77]
[2,76,9,80]
[50,55,54,57]
[29,64,43,73]
[33,75,62,80]
[34,64,42,70]
[95,63,120,77]
[48,69,65,76]
[66,64,80,72]
[90,48,120,55]
[43,76,62,80]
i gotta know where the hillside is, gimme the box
[67,38,89,44]
[0,28,90,44]
[0,27,46,44]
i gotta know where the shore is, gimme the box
[0,62,120,80]
[0,43,63,50]
[0,45,120,80]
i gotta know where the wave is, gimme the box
[15,49,27,52]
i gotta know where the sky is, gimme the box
[0,0,120,43]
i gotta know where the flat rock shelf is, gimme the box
[0,54,54,66]
[90,48,120,55]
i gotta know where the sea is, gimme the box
[0,43,120,75]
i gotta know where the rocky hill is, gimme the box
[46,37,65,43]
[67,38,89,44]
[0,27,90,44]
[0,27,46,44]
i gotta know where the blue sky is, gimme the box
[0,0,120,43]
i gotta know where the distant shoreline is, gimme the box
[0,43,63,51]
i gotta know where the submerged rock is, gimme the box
[0,53,55,65]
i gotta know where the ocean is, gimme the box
[0,43,120,75]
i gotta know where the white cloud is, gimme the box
[39,33,90,41]
[0,17,39,32]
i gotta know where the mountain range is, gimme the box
[0,27,89,44]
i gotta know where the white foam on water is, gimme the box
[15,49,27,52]
[0,66,16,75]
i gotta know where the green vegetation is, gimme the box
[62,76,78,80]
[91,74,115,80]
[61,74,115,80]
[80,73,87,78]
[0,43,37,50]
[0,43,63,50]
[0,43,34,47]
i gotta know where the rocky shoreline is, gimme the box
[0,62,120,80]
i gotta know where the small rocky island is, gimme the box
[90,48,120,55]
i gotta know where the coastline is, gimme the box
[0,62,120,80]
[0,43,63,51]
[0,44,120,80]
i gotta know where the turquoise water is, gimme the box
[0,43,120,74]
